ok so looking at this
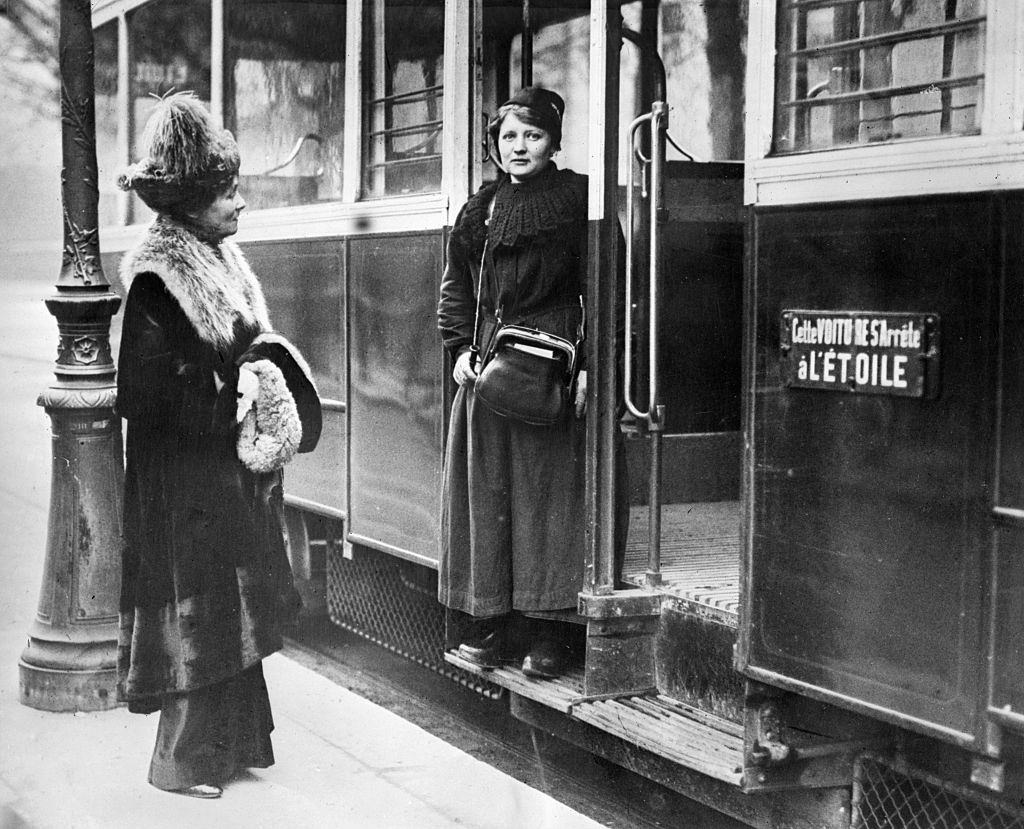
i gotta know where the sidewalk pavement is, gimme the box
[0,269,607,829]
[0,652,608,829]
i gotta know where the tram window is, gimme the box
[362,0,445,199]
[128,0,212,224]
[503,6,590,175]
[94,21,120,227]
[774,0,986,154]
[658,0,745,161]
[225,2,346,211]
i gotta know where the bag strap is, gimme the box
[470,196,498,361]
[577,293,586,347]
[471,192,587,354]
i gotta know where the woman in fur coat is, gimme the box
[115,94,319,799]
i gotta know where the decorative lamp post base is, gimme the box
[19,315,124,711]
[19,660,118,713]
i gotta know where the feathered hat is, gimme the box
[118,92,240,214]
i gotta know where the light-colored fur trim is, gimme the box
[118,217,272,348]
[236,359,301,473]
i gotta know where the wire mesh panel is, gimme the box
[852,753,1024,829]
[326,542,499,697]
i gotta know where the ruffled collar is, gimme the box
[454,165,587,255]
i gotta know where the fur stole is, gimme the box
[119,216,271,349]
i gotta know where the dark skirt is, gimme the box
[439,381,591,617]
[148,663,275,791]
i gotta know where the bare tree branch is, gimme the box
[6,0,58,74]
[1,0,59,119]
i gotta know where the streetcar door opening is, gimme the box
[473,2,747,639]
[619,157,745,626]
[616,11,746,638]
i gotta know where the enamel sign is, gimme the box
[780,310,939,398]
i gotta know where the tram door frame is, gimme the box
[467,0,625,599]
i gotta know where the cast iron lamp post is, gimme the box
[19,0,123,711]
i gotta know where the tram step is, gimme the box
[572,695,744,786]
[444,650,745,786]
[444,650,582,713]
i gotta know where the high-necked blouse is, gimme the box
[437,164,588,361]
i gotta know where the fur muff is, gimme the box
[237,359,302,473]
[241,332,322,455]
[118,216,271,349]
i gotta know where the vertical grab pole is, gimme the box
[622,113,649,423]
[645,101,667,587]
[622,104,667,587]
[521,0,533,88]
[582,0,621,596]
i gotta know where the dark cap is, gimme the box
[489,86,565,150]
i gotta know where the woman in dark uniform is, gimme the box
[438,86,625,678]
[115,93,319,798]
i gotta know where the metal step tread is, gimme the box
[444,650,583,713]
[625,501,741,624]
[572,695,745,786]
[444,650,744,786]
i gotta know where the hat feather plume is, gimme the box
[141,92,221,181]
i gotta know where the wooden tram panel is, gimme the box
[240,239,347,518]
[738,194,1000,748]
[345,232,445,566]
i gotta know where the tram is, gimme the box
[92,0,1024,826]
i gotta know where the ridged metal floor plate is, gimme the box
[571,694,745,786]
[443,650,583,713]
[624,501,741,625]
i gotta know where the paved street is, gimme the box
[0,250,608,829]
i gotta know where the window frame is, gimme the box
[745,0,1024,206]
[91,0,474,241]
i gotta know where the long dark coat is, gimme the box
[116,217,298,713]
[437,166,625,617]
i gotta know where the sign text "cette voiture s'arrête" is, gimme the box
[780,311,938,398]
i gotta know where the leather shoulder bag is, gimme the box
[469,198,584,426]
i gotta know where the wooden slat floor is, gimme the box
[624,501,741,624]
[442,651,745,785]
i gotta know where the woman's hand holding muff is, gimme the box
[236,364,259,423]
[453,350,477,386]
[574,370,587,418]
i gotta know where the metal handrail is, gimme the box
[260,133,324,176]
[783,73,983,109]
[783,16,984,61]
[623,104,666,430]
[624,101,668,587]
[365,152,442,170]
[368,84,444,107]
[367,119,443,140]
[624,112,648,422]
